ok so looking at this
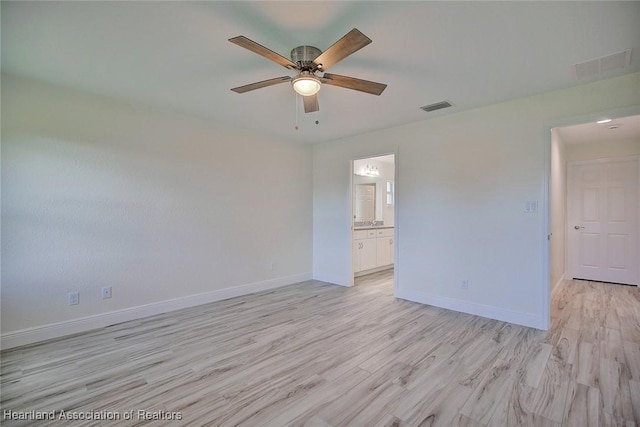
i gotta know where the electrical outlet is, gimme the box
[68,291,79,305]
[101,286,112,299]
[460,280,469,290]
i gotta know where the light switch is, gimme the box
[525,201,538,213]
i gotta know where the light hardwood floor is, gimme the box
[1,270,639,426]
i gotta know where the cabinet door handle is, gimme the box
[389,239,393,245]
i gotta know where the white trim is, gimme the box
[1,272,311,349]
[396,289,544,329]
[545,106,640,328]
[541,125,552,331]
[551,273,566,296]
[349,158,355,287]
[393,148,399,297]
[349,151,399,291]
[568,155,640,166]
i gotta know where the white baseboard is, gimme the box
[1,272,312,350]
[395,289,543,329]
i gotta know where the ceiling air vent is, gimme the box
[575,49,632,80]
[421,100,453,113]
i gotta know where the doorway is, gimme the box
[351,154,397,290]
[551,114,640,290]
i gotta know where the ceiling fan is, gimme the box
[229,28,387,113]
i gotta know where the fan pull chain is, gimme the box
[294,93,299,131]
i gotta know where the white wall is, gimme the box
[313,72,640,329]
[565,137,640,162]
[550,130,567,293]
[1,75,312,346]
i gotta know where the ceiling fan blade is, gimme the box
[231,76,292,94]
[312,29,372,71]
[229,36,297,69]
[322,73,387,96]
[303,94,319,113]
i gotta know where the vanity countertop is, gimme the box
[354,226,394,231]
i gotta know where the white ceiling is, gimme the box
[354,154,395,169]
[2,1,639,144]
[556,114,640,145]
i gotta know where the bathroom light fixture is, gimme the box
[355,164,380,177]
[596,118,612,124]
[292,72,321,96]
[366,165,380,176]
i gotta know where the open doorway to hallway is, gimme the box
[351,154,396,289]
[550,114,640,292]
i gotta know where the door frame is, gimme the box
[566,156,640,285]
[349,151,398,294]
[544,105,640,330]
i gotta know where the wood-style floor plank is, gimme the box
[1,271,639,426]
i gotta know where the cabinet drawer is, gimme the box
[366,230,377,238]
[354,230,368,239]
[376,228,394,237]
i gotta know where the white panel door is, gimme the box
[355,184,375,222]
[567,158,639,285]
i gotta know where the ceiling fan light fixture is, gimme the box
[292,73,321,96]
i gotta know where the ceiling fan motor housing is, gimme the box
[291,46,322,70]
